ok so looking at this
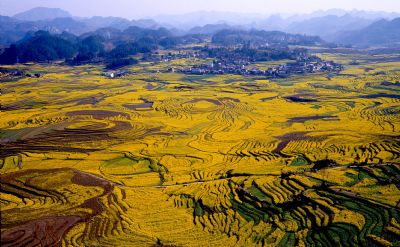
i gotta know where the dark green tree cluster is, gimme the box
[105,58,138,70]
[212,29,322,46]
[0,27,180,65]
[202,46,308,62]
[0,31,75,64]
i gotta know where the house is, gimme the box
[103,70,128,78]
[104,72,115,78]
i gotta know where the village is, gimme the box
[0,68,43,81]
[175,58,343,77]
[103,55,343,79]
[148,46,343,78]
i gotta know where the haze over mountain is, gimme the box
[154,9,400,29]
[2,0,399,18]
[283,15,373,41]
[335,17,400,47]
[1,6,400,47]
[13,7,71,21]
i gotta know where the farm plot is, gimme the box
[1,56,399,246]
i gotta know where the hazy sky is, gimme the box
[1,0,400,19]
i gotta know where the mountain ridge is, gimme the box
[2,7,400,47]
[335,17,400,47]
[13,7,72,21]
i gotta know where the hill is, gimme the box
[13,7,72,21]
[0,26,179,65]
[336,17,400,47]
[0,15,162,45]
[285,14,373,41]
[212,29,323,46]
[188,23,243,35]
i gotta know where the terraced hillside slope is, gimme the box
[1,53,400,246]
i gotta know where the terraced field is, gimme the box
[1,55,400,246]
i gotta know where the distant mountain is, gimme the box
[0,8,163,45]
[151,9,400,44]
[345,10,400,20]
[285,15,373,41]
[154,11,265,30]
[132,19,160,29]
[153,9,400,31]
[250,15,288,31]
[81,17,160,30]
[13,7,71,21]
[0,16,18,44]
[38,17,90,35]
[336,18,400,47]
[2,8,400,47]
[299,9,399,20]
[80,27,122,40]
[0,16,90,44]
[79,26,173,45]
[189,24,243,35]
[81,16,132,30]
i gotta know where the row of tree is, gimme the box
[202,46,309,62]
[212,29,323,46]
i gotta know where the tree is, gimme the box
[4,31,77,63]
[106,58,138,69]
[0,44,18,64]
[78,36,105,57]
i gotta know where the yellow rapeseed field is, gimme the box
[1,54,399,246]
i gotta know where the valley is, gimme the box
[1,49,399,246]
